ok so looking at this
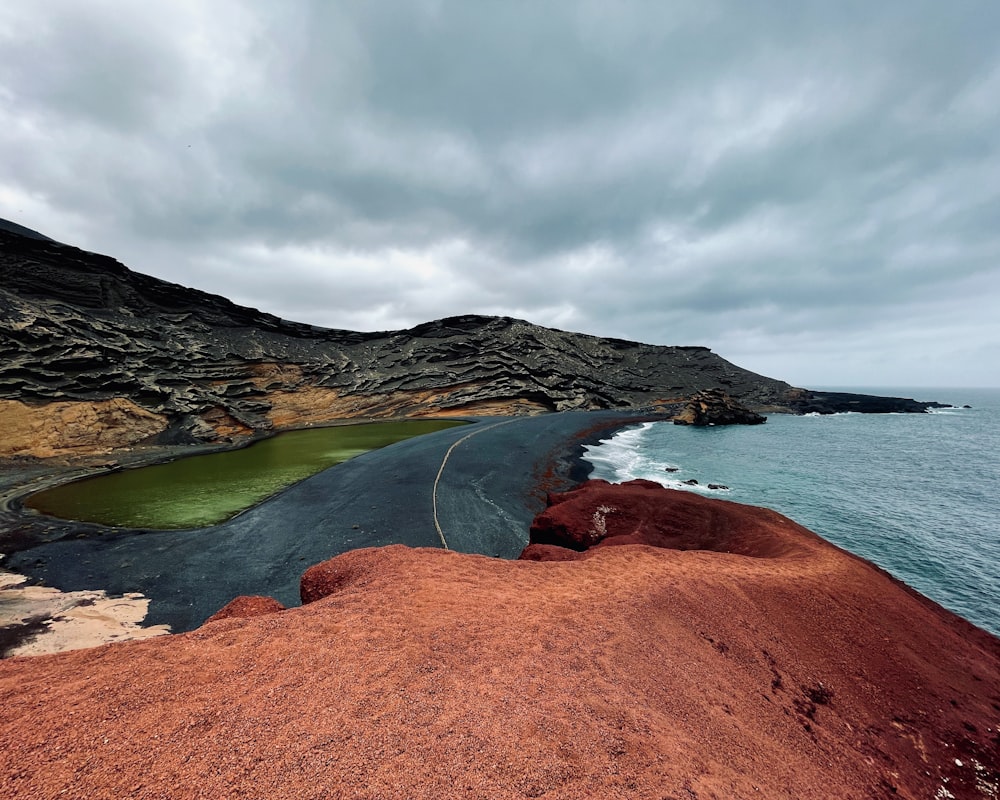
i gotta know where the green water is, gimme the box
[25,420,466,529]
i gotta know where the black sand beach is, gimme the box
[2,411,660,636]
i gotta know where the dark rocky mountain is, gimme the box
[0,222,941,457]
[0,219,52,242]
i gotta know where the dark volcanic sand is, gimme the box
[1,484,998,799]
[2,411,652,633]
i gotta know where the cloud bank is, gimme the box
[2,1,999,387]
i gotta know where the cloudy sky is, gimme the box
[2,2,999,388]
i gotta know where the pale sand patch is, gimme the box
[0,571,170,657]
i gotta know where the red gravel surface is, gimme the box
[1,482,997,799]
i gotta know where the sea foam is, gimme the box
[581,389,1000,637]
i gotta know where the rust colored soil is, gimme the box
[1,483,998,799]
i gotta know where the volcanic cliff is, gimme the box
[0,222,939,458]
[1,482,996,799]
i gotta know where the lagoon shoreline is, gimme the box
[0,410,668,656]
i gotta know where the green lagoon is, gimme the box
[25,419,465,529]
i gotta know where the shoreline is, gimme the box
[0,414,459,514]
[0,410,670,657]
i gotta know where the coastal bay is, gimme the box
[583,387,1000,637]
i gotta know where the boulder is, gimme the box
[672,388,767,426]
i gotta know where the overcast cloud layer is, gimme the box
[2,2,999,388]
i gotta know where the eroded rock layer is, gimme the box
[0,224,943,457]
[1,485,997,799]
[672,387,768,426]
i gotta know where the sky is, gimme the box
[2,2,999,389]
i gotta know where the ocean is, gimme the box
[583,387,1000,638]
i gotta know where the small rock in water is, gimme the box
[683,479,699,485]
[708,484,729,491]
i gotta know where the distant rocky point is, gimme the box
[0,221,944,458]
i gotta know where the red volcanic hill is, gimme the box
[1,481,998,799]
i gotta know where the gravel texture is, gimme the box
[1,485,997,799]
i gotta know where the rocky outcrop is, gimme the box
[783,388,950,414]
[1,487,997,799]
[671,387,767,426]
[0,222,944,457]
[523,478,817,556]
[0,397,167,458]
[203,595,287,623]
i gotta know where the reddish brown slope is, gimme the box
[1,482,997,799]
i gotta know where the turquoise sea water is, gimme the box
[583,387,1000,637]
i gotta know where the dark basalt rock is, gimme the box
[0,218,53,242]
[673,388,768,426]
[784,389,948,415]
[0,220,944,450]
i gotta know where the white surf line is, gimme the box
[432,418,519,549]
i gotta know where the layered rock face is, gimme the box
[0,227,794,457]
[0,224,941,457]
[671,387,767,426]
[1,484,997,799]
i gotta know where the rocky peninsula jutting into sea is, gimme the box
[1,219,995,798]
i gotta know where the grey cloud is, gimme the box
[2,1,999,385]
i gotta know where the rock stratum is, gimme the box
[1,482,996,799]
[0,223,941,458]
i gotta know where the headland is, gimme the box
[1,478,997,799]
